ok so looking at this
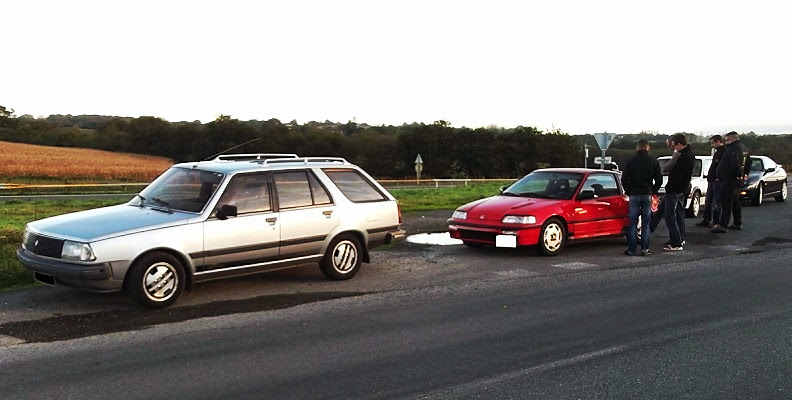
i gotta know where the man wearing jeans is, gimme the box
[663,133,695,251]
[621,139,662,256]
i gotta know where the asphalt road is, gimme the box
[1,193,791,399]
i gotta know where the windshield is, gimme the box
[503,171,583,200]
[132,167,224,213]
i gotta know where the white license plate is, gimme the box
[496,235,517,248]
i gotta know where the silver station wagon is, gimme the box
[17,155,405,308]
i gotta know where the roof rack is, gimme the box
[261,157,349,166]
[213,153,299,161]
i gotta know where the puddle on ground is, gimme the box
[407,232,463,246]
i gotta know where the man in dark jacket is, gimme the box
[696,135,726,228]
[712,131,750,233]
[622,139,662,255]
[663,133,695,251]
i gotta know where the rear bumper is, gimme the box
[16,247,122,292]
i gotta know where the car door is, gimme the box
[572,173,628,238]
[274,169,338,258]
[199,172,281,271]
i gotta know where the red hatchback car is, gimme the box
[448,168,630,255]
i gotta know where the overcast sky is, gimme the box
[3,0,791,135]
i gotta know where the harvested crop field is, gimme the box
[0,141,172,182]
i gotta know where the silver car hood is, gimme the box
[28,204,196,242]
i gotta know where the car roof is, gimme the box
[172,156,357,175]
[535,168,620,175]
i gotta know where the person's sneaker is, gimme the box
[641,249,653,256]
[663,244,683,251]
[727,224,742,230]
[708,222,718,228]
[711,225,727,233]
[624,249,635,256]
[695,220,710,227]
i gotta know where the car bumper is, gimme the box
[16,247,123,292]
[448,222,540,247]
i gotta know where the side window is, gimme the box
[274,170,333,209]
[323,169,388,202]
[274,171,314,209]
[215,173,271,215]
[583,174,619,197]
[692,159,703,177]
[308,172,332,205]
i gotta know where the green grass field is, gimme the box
[0,182,508,291]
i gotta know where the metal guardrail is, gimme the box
[0,183,148,190]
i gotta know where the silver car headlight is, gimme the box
[452,210,468,220]
[61,240,97,262]
[502,215,537,224]
[22,227,30,248]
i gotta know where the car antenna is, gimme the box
[201,138,262,161]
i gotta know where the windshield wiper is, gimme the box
[503,192,550,198]
[522,192,550,198]
[151,197,172,213]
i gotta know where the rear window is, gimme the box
[324,169,388,202]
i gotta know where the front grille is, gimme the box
[459,229,496,242]
[25,233,64,258]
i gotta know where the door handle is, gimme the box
[266,217,277,225]
[323,210,333,218]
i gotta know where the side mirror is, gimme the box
[216,204,238,220]
[765,167,775,173]
[499,186,508,194]
[577,190,595,200]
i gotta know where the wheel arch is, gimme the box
[325,230,370,263]
[124,248,195,291]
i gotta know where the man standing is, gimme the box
[622,139,662,256]
[696,135,726,228]
[712,131,750,233]
[663,133,695,251]
[649,136,675,233]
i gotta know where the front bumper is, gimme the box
[448,221,540,247]
[16,247,123,292]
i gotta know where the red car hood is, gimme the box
[461,196,560,222]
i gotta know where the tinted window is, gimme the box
[274,170,333,209]
[324,169,388,202]
[582,174,620,197]
[215,173,271,214]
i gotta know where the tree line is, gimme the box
[1,108,791,178]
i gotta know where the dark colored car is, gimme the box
[739,156,787,205]
[447,168,629,256]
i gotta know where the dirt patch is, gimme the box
[401,210,453,235]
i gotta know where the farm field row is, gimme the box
[0,141,172,183]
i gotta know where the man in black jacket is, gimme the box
[622,139,662,255]
[712,131,751,233]
[696,135,725,228]
[663,133,695,251]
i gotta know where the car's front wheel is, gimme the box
[126,252,185,309]
[776,181,787,202]
[538,218,565,256]
[320,234,363,280]
[751,183,763,206]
